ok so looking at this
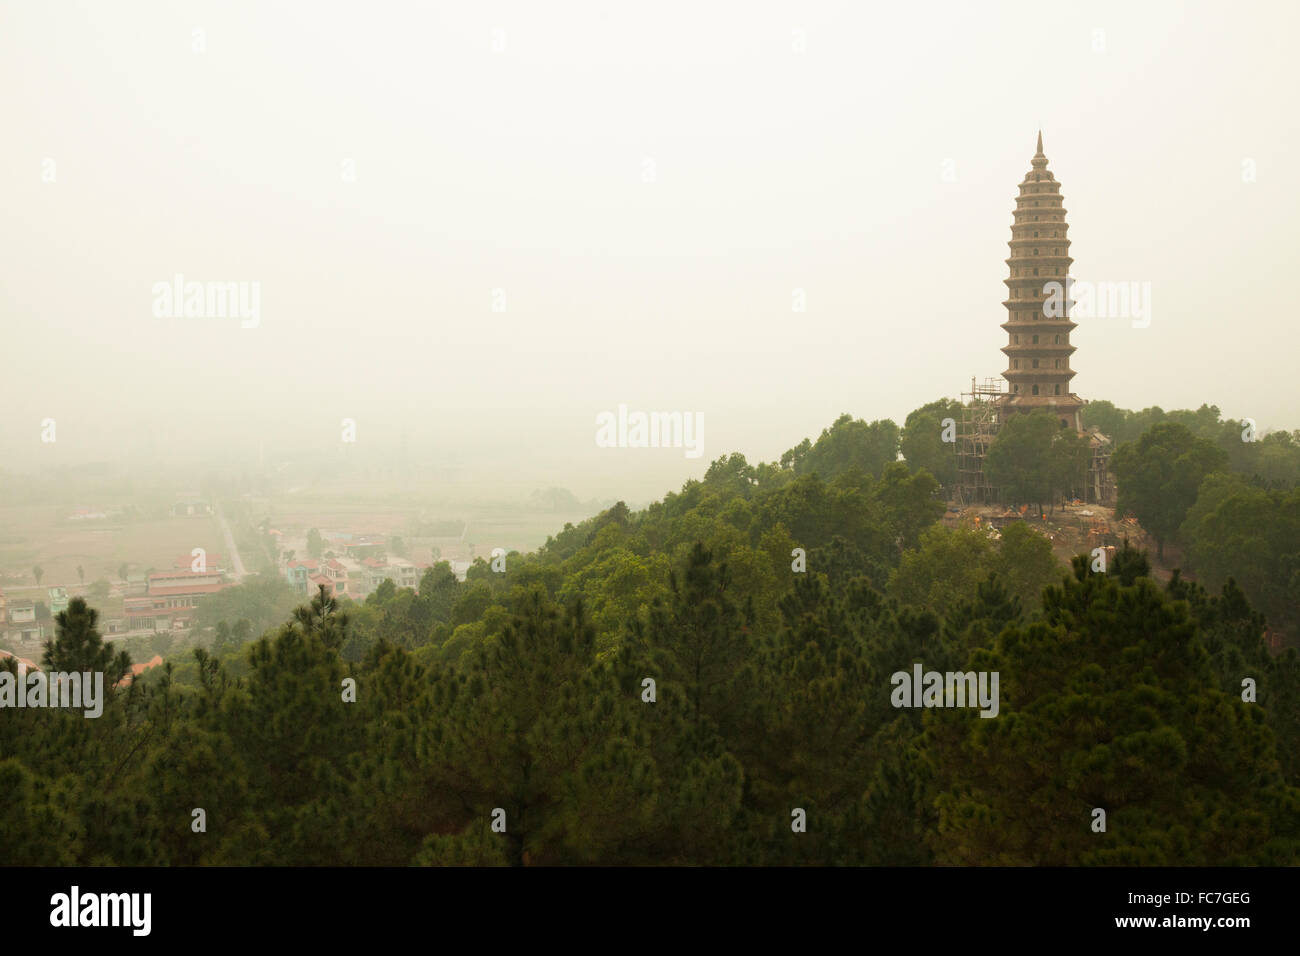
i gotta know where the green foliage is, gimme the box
[2,414,1295,866]
[993,521,1065,610]
[196,573,301,636]
[889,521,1059,620]
[927,554,1299,865]
[900,397,962,492]
[890,526,996,619]
[0,758,80,865]
[43,597,132,687]
[985,409,1088,509]
[1181,473,1300,637]
[792,413,901,480]
[1112,422,1229,557]
[1084,401,1300,487]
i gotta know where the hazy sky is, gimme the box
[3,0,1297,499]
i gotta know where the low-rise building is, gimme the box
[323,559,350,596]
[342,556,421,599]
[308,573,340,599]
[285,556,352,593]
[343,537,386,560]
[5,600,44,641]
[387,559,420,590]
[123,570,227,631]
[0,649,41,672]
[284,559,320,594]
[116,654,164,688]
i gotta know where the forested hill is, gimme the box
[3,411,1298,865]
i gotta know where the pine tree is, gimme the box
[43,597,131,687]
[928,558,1300,865]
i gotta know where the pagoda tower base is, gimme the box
[999,391,1085,432]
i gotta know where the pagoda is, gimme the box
[998,131,1085,430]
[954,133,1115,507]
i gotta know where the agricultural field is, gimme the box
[0,504,222,596]
[258,484,600,564]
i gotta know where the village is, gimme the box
[0,492,480,679]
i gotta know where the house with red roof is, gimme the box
[321,559,349,596]
[0,649,41,672]
[115,654,164,688]
[284,559,321,594]
[308,573,339,599]
[123,570,227,631]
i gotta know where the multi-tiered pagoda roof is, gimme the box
[1000,132,1084,429]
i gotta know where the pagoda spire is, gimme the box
[1036,130,1043,154]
